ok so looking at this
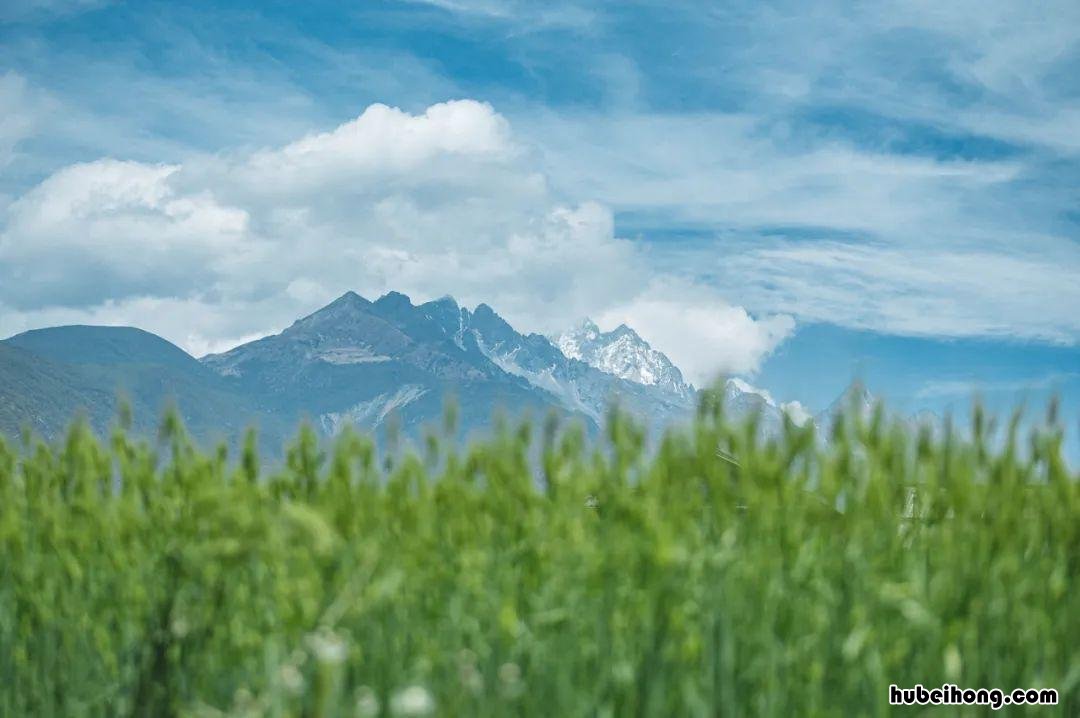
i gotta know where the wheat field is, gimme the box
[1,392,1076,716]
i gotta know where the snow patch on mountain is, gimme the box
[319,384,428,434]
[552,319,693,398]
[471,332,603,423]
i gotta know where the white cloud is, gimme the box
[525,110,1024,242]
[597,282,794,383]
[915,372,1080,399]
[519,106,1080,346]
[494,3,1078,354]
[712,241,1080,344]
[0,159,261,309]
[0,99,787,380]
[780,400,812,426]
[236,100,517,191]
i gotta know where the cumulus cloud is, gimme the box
[780,401,812,426]
[0,159,261,309]
[0,98,788,379]
[597,282,794,383]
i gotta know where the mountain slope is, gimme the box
[0,342,116,438]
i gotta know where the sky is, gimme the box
[1,0,1078,438]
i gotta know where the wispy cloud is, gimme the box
[0,73,38,168]
[399,0,597,30]
[0,0,109,23]
[916,372,1080,399]
[706,241,1080,343]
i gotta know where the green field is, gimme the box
[1,392,1076,716]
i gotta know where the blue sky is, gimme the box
[1,0,1078,442]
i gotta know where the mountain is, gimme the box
[0,291,810,448]
[0,326,290,448]
[464,306,696,430]
[816,381,876,428]
[552,320,694,399]
[201,292,581,439]
[199,292,708,439]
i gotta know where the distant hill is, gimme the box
[0,326,290,450]
[6,325,202,372]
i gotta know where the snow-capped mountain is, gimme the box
[198,291,705,439]
[816,381,876,427]
[439,302,698,430]
[1,289,829,447]
[551,320,694,399]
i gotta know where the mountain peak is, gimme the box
[290,290,373,329]
[429,294,458,309]
[375,291,413,308]
[819,380,876,423]
[330,290,370,308]
[551,320,691,397]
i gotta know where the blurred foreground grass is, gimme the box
[0,391,1077,717]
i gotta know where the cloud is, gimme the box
[0,0,107,23]
[237,101,518,189]
[518,105,1080,347]
[488,2,1079,352]
[915,372,1080,399]
[707,241,1080,344]
[597,283,794,382]
[780,401,812,426]
[0,99,787,379]
[528,110,1024,237]
[399,0,596,30]
[0,159,261,309]
[0,73,40,168]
